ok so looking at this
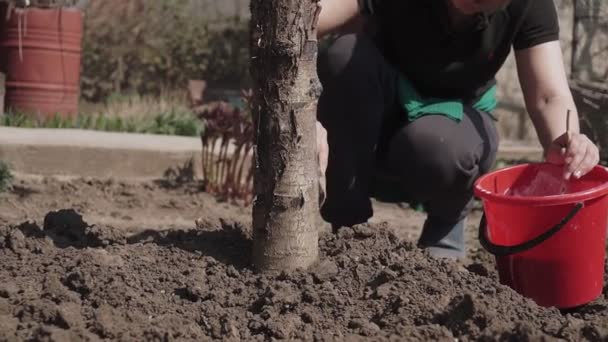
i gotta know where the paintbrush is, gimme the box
[560,109,571,194]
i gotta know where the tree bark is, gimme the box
[250,0,322,271]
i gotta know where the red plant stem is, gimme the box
[202,137,211,180]
[201,136,207,179]
[215,138,223,188]
[244,165,254,205]
[243,156,254,200]
[226,144,243,194]
[235,143,252,197]
[223,140,232,188]
[218,138,229,190]
[209,137,219,190]
[218,139,227,193]
[213,137,222,185]
[203,137,210,181]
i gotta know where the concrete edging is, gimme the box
[0,127,204,179]
[0,126,543,180]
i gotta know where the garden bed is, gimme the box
[0,176,607,341]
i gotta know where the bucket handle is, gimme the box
[479,202,584,257]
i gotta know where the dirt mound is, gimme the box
[1,213,607,341]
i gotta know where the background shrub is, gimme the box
[0,161,12,193]
[80,0,250,102]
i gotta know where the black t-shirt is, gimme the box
[358,0,560,103]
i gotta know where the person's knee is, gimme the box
[415,131,475,190]
[389,117,494,192]
[318,33,379,84]
[319,34,357,80]
[317,33,393,127]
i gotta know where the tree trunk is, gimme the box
[250,0,322,271]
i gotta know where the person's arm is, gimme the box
[316,0,368,180]
[515,41,576,150]
[317,0,363,38]
[515,41,599,179]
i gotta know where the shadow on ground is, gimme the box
[127,221,252,269]
[7,208,252,269]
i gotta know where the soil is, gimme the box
[1,176,607,341]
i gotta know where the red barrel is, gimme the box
[0,7,83,118]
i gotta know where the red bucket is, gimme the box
[474,162,608,308]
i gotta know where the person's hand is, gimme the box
[316,121,328,176]
[545,132,599,179]
[316,121,328,205]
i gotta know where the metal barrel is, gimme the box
[0,7,83,118]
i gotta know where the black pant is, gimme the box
[317,33,499,227]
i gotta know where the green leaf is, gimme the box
[0,160,13,193]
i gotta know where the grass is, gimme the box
[0,161,12,193]
[0,91,202,137]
